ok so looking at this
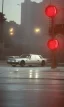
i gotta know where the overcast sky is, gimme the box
[0,0,42,24]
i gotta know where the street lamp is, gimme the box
[10,32,14,36]
[9,28,14,36]
[2,0,4,13]
[34,28,41,34]
[9,28,14,32]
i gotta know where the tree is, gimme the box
[0,12,6,23]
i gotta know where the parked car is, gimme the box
[7,54,47,67]
[7,56,19,66]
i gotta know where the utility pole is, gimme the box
[2,0,4,14]
[1,0,4,40]
[1,0,4,58]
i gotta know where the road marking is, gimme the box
[3,88,64,92]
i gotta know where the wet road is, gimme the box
[0,66,64,107]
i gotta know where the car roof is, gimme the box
[8,56,19,58]
[21,54,41,56]
[30,54,36,55]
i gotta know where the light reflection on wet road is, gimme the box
[0,66,64,107]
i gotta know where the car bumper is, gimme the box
[7,61,19,65]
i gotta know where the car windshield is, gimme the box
[8,56,19,58]
[20,54,30,58]
[8,56,14,58]
[39,55,43,58]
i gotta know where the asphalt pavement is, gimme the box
[0,62,64,107]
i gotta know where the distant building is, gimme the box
[21,0,64,54]
[21,0,49,53]
[21,0,64,30]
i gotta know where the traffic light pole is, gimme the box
[51,50,57,68]
[51,18,57,68]
[45,5,58,69]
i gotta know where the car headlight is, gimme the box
[15,60,18,62]
[12,60,16,62]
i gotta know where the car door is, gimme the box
[28,55,36,65]
[35,55,41,65]
[25,55,32,64]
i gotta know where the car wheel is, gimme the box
[41,61,45,67]
[29,65,32,67]
[12,64,16,67]
[20,60,25,67]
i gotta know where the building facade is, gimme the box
[21,0,64,55]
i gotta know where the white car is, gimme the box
[7,54,47,67]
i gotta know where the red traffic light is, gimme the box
[47,39,59,50]
[45,5,57,17]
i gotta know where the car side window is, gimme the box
[29,55,31,59]
[31,55,36,60]
[39,55,43,59]
[27,55,31,59]
[35,55,40,60]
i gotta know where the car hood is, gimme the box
[15,58,27,60]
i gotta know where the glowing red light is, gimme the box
[45,5,57,17]
[47,39,59,50]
